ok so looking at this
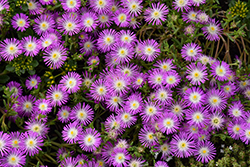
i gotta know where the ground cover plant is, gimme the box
[0,0,250,166]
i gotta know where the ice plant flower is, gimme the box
[79,37,96,56]
[17,95,36,117]
[57,106,71,123]
[1,148,26,167]
[21,36,41,57]
[89,79,108,101]
[140,100,161,123]
[122,0,142,17]
[202,18,222,41]
[20,131,43,156]
[186,62,208,85]
[228,101,245,121]
[46,84,69,107]
[43,43,68,69]
[155,161,169,167]
[81,12,99,32]
[11,13,30,32]
[144,2,168,26]
[70,102,94,125]
[79,128,101,152]
[154,59,176,72]
[173,0,191,12]
[210,61,231,81]
[113,10,130,27]
[89,0,110,14]
[59,72,83,93]
[158,112,180,135]
[97,29,117,52]
[25,74,41,90]
[0,132,11,156]
[62,121,82,144]
[139,125,158,148]
[181,43,202,62]
[184,87,205,108]
[34,14,55,35]
[61,0,80,12]
[58,13,81,36]
[139,39,160,62]
[25,119,49,137]
[111,148,131,167]
[182,9,198,23]
[185,107,209,128]
[240,123,250,144]
[227,121,242,140]
[170,132,195,158]
[210,112,225,130]
[163,71,181,88]
[205,88,227,112]
[34,99,52,114]
[0,38,23,61]
[194,141,216,163]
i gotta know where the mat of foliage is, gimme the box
[0,0,250,166]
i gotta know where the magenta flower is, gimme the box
[139,125,158,148]
[0,132,11,156]
[228,101,246,121]
[60,0,81,12]
[158,112,180,135]
[43,43,68,69]
[58,13,81,36]
[186,107,210,128]
[186,62,208,85]
[144,2,168,25]
[59,72,82,94]
[11,13,30,32]
[70,102,94,125]
[240,123,250,144]
[147,69,164,89]
[155,161,169,167]
[27,1,42,15]
[6,81,23,98]
[110,43,134,64]
[81,12,99,32]
[122,0,142,17]
[205,88,227,112]
[111,148,131,167]
[227,120,242,140]
[0,38,23,61]
[173,0,191,12]
[194,141,216,163]
[34,98,52,115]
[181,43,202,62]
[34,14,55,35]
[117,110,137,128]
[62,121,82,144]
[97,29,118,52]
[154,58,176,72]
[154,87,173,106]
[59,157,78,167]
[202,19,222,41]
[140,99,161,123]
[79,128,101,152]
[138,39,160,62]
[123,93,143,114]
[20,131,43,156]
[182,9,198,23]
[25,74,41,90]
[113,10,130,27]
[25,119,49,137]
[57,106,71,123]
[89,0,110,14]
[21,36,41,57]
[98,12,113,28]
[163,71,181,88]
[210,61,231,81]
[184,87,205,108]
[89,79,108,101]
[170,132,195,158]
[17,95,36,117]
[1,148,26,167]
[79,37,96,56]
[46,84,69,107]
[105,114,124,134]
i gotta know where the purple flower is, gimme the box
[11,13,30,32]
[101,141,114,166]
[205,88,227,112]
[34,98,52,115]
[79,128,101,152]
[228,101,246,121]
[21,36,41,57]
[132,72,147,89]
[0,132,11,156]
[1,148,26,167]
[173,0,191,12]
[197,11,209,24]
[98,12,113,28]
[210,112,225,130]
[140,99,161,123]
[184,24,195,35]
[221,82,237,97]
[144,2,168,25]
[129,16,140,28]
[43,43,67,69]
[122,0,143,17]
[210,60,231,81]
[184,87,205,108]
[57,106,71,123]
[186,107,210,128]
[105,94,124,112]
[9,132,22,149]
[25,74,41,90]
[154,87,173,106]
[168,100,187,121]
[6,81,23,98]
[17,95,36,117]
[59,72,82,94]
[62,121,82,144]
[154,59,176,72]
[182,9,198,23]
[158,112,180,135]
[170,132,195,158]
[138,39,160,62]
[202,18,222,41]
[97,29,118,52]
[61,0,81,12]
[34,14,55,35]
[20,131,43,156]
[163,71,181,88]
[110,43,134,64]
[89,79,108,101]
[227,120,242,140]
[240,123,250,144]
[111,148,131,167]
[39,0,52,5]
[27,1,42,15]
[58,13,81,36]
[70,102,94,125]
[59,157,78,167]
[147,69,164,89]
[194,141,216,163]
[113,10,130,27]
[25,119,49,137]
[81,12,99,32]
[0,0,9,12]
[123,93,143,114]
[46,84,69,107]
[191,0,206,6]
[0,38,22,61]
[181,43,202,62]
[186,62,208,86]
[87,56,100,66]
[105,114,124,134]
[117,110,137,128]
[79,37,96,56]
[155,161,169,167]
[139,125,158,148]
[155,142,172,160]
[89,0,111,14]
[128,157,145,167]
